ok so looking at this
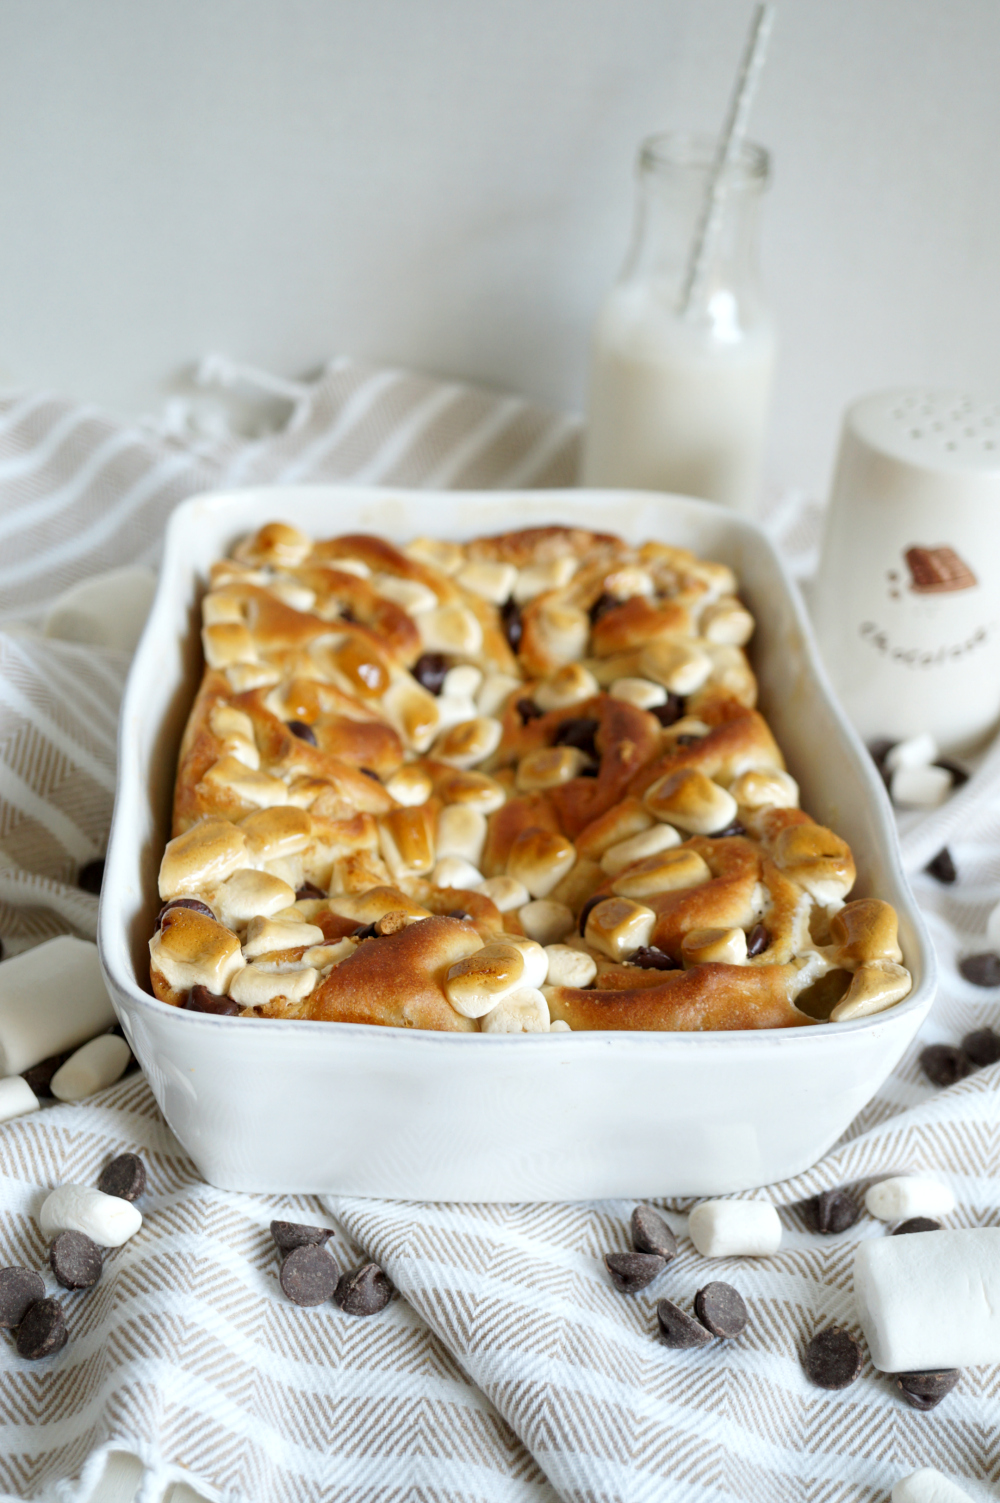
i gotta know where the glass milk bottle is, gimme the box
[582,132,775,513]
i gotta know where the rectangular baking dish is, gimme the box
[99,486,936,1199]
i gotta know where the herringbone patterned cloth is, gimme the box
[0,360,997,1503]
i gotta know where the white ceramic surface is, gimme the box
[98,485,936,1200]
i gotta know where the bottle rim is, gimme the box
[639,130,770,188]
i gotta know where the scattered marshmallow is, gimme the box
[39,1184,142,1247]
[890,764,952,809]
[432,857,484,890]
[892,1469,975,1503]
[986,899,1000,951]
[544,945,597,988]
[0,937,116,1076]
[864,1176,955,1222]
[49,1035,133,1102]
[518,900,574,946]
[885,733,938,773]
[855,1227,1000,1373]
[687,1199,782,1258]
[0,1075,40,1124]
[476,875,530,913]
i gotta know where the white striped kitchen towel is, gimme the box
[0,360,996,1503]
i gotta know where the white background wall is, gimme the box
[0,0,997,501]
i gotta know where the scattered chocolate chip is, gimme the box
[959,952,1000,988]
[803,1328,863,1389]
[516,696,542,724]
[676,734,703,747]
[933,758,969,788]
[279,1243,338,1306]
[296,882,326,901]
[501,598,523,652]
[21,1050,73,1098]
[359,767,380,781]
[657,1298,713,1349]
[50,1231,102,1290]
[924,847,957,884]
[287,720,318,745]
[920,1043,972,1087]
[808,1188,859,1235]
[710,820,746,838]
[97,1152,146,1202]
[588,592,617,624]
[892,1217,943,1235]
[351,922,378,940]
[155,897,216,931]
[746,922,770,958]
[334,1262,393,1316]
[412,653,449,695]
[270,1220,335,1253]
[553,717,599,758]
[694,1282,747,1339]
[0,1268,45,1329]
[578,894,605,938]
[78,858,105,895]
[186,985,240,1016]
[579,765,599,777]
[651,694,684,727]
[374,910,408,936]
[338,606,358,625]
[962,1027,1000,1067]
[631,1205,678,1260]
[604,1252,665,1293]
[629,946,678,971]
[894,1369,960,1410]
[16,1298,68,1359]
[447,908,472,921]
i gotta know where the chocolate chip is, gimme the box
[934,758,969,788]
[78,858,105,895]
[676,734,703,747]
[746,922,770,957]
[553,717,599,758]
[287,720,318,745]
[959,952,1000,987]
[447,908,472,921]
[895,1369,960,1410]
[579,765,599,777]
[604,1252,665,1293]
[962,1027,1000,1067]
[279,1243,338,1306]
[651,694,685,727]
[629,946,678,971]
[16,1298,68,1359]
[920,1043,972,1087]
[802,1328,863,1389]
[694,1282,747,1339]
[359,767,380,780]
[351,922,378,940]
[186,985,240,1016]
[501,598,523,652]
[412,653,448,695]
[924,847,957,884]
[155,897,216,930]
[656,1298,713,1349]
[578,894,604,938]
[50,1231,102,1291]
[631,1205,678,1260]
[710,820,746,838]
[588,592,617,624]
[892,1217,943,1235]
[333,1262,393,1316]
[0,1268,45,1329]
[97,1152,147,1202]
[516,696,542,723]
[270,1220,335,1253]
[22,1050,73,1098]
[296,882,326,901]
[808,1188,859,1235]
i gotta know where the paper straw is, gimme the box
[676,2,776,317]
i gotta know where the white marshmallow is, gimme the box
[480,986,550,1034]
[43,566,157,653]
[40,1184,142,1247]
[49,1035,133,1102]
[864,1176,955,1222]
[890,764,952,809]
[600,823,681,876]
[688,1200,782,1258]
[476,672,523,718]
[475,875,530,913]
[436,804,487,866]
[544,945,597,988]
[0,937,116,1076]
[892,1470,975,1503]
[501,936,550,988]
[987,898,1000,951]
[518,900,574,945]
[885,732,938,772]
[433,857,484,890]
[0,1075,39,1123]
[608,676,668,710]
[442,664,483,700]
[854,1228,1000,1372]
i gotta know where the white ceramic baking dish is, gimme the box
[99,486,936,1200]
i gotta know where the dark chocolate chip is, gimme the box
[155,897,216,931]
[802,1328,863,1389]
[579,765,599,777]
[333,1262,393,1317]
[359,767,380,780]
[351,922,378,940]
[892,1217,943,1235]
[924,847,957,884]
[271,1219,335,1253]
[447,908,472,921]
[629,946,678,972]
[651,694,684,727]
[0,1267,45,1329]
[588,592,617,624]
[920,1044,972,1087]
[962,1027,1000,1067]
[287,720,318,745]
[631,1205,678,1260]
[279,1243,338,1306]
[50,1231,102,1290]
[553,717,599,758]
[16,1298,68,1359]
[934,758,969,788]
[808,1188,859,1235]
[604,1252,666,1293]
[501,598,523,652]
[746,922,770,958]
[21,1050,73,1098]
[296,882,326,901]
[676,733,704,747]
[78,858,105,895]
[412,653,449,695]
[516,696,543,724]
[578,894,605,938]
[97,1152,146,1202]
[894,1369,960,1410]
[186,985,240,1016]
[959,953,1000,988]
[710,820,746,838]
[656,1298,713,1349]
[694,1282,747,1339]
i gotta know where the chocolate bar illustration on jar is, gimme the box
[904,546,978,594]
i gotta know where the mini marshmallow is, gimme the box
[475,875,530,913]
[40,1184,142,1247]
[442,664,483,700]
[892,1469,975,1503]
[854,1228,1000,1371]
[688,1200,782,1258]
[0,1075,39,1124]
[476,672,523,718]
[534,664,599,712]
[544,945,597,988]
[436,804,487,866]
[0,937,116,1075]
[501,936,549,988]
[242,917,325,958]
[229,964,319,1007]
[512,557,577,604]
[433,857,484,889]
[372,572,438,615]
[445,943,527,1018]
[50,1035,132,1102]
[480,986,550,1034]
[518,900,574,946]
[890,764,952,809]
[885,732,938,772]
[608,677,668,710]
[987,897,1000,951]
[385,765,433,807]
[600,823,681,876]
[455,559,517,605]
[864,1176,955,1222]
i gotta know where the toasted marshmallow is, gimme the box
[475,875,530,913]
[611,847,712,899]
[209,704,259,770]
[513,557,577,604]
[419,604,483,656]
[828,899,903,967]
[381,678,441,754]
[516,746,591,792]
[771,822,856,907]
[436,769,507,813]
[608,677,668,710]
[445,942,527,1018]
[604,566,655,600]
[480,985,550,1034]
[372,572,439,615]
[202,622,256,670]
[700,597,755,646]
[456,559,518,604]
[243,915,325,958]
[584,897,656,961]
[239,807,313,863]
[544,945,598,988]
[236,521,311,567]
[681,927,748,967]
[150,909,246,995]
[532,601,589,665]
[575,798,653,860]
[644,769,738,835]
[225,663,281,694]
[201,757,289,810]
[378,806,436,880]
[476,672,523,718]
[534,664,599,712]
[828,961,912,1022]
[600,823,681,876]
[506,828,577,899]
[433,856,485,889]
[729,768,799,827]
[518,900,574,946]
[432,716,503,769]
[405,536,465,574]
[159,819,249,899]
[202,592,245,626]
[639,639,712,695]
[386,764,433,807]
[214,869,297,928]
[442,664,483,699]
[230,963,319,1007]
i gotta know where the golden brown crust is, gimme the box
[306,916,479,1030]
[546,963,813,1031]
